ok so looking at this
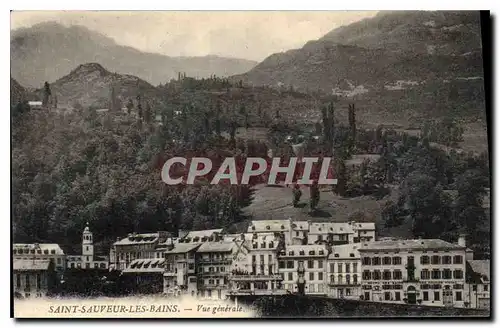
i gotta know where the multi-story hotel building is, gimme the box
[327,243,362,299]
[278,244,328,295]
[13,243,66,273]
[359,237,472,307]
[247,219,309,245]
[109,231,172,271]
[13,259,56,298]
[228,232,285,296]
[163,242,201,297]
[467,260,490,309]
[196,241,237,299]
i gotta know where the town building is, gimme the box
[13,243,66,273]
[66,224,109,270]
[247,219,309,245]
[359,237,469,307]
[163,243,202,297]
[278,244,328,295]
[109,231,172,271]
[196,241,238,299]
[467,260,490,309]
[28,101,43,110]
[327,243,362,299]
[13,259,56,298]
[228,233,285,296]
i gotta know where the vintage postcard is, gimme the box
[10,10,491,318]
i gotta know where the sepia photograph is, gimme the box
[10,9,491,319]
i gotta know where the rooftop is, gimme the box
[328,243,362,259]
[14,243,65,255]
[248,220,291,232]
[359,239,464,251]
[164,243,201,255]
[197,241,235,253]
[468,260,490,282]
[114,232,171,246]
[309,222,355,234]
[13,259,51,271]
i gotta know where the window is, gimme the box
[330,275,335,284]
[434,291,440,301]
[269,242,274,248]
[442,256,451,264]
[288,272,293,281]
[456,291,462,301]
[318,272,323,281]
[443,269,452,279]
[450,269,463,280]
[420,256,430,265]
[431,255,440,265]
[453,255,463,264]
[25,275,30,289]
[318,261,323,269]
[253,243,257,249]
[353,263,358,272]
[392,257,402,265]
[372,257,380,265]
[383,270,391,280]
[296,231,299,237]
[309,272,314,280]
[353,274,358,284]
[363,270,371,280]
[94,263,98,268]
[308,260,314,269]
[432,269,441,279]
[362,257,371,265]
[383,257,391,265]
[289,251,294,256]
[393,270,402,280]
[472,285,477,291]
[70,263,75,269]
[373,270,381,280]
[345,263,350,273]
[287,261,294,269]
[260,255,265,263]
[57,258,61,264]
[16,274,21,288]
[338,263,343,273]
[423,291,429,301]
[421,270,430,280]
[330,263,335,273]
[261,243,266,248]
[51,250,55,255]
[345,288,351,296]
[279,261,285,269]
[384,292,391,300]
[484,285,489,292]
[395,292,401,301]
[346,274,350,284]
[209,279,214,285]
[338,275,343,284]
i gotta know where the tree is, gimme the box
[42,82,52,108]
[309,181,320,211]
[348,104,356,148]
[126,99,134,115]
[292,185,302,207]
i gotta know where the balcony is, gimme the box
[228,289,287,296]
[198,271,230,277]
[199,283,228,289]
[229,274,283,281]
[198,258,232,265]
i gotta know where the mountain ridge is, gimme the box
[11,22,258,88]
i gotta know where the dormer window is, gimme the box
[319,228,322,231]
[299,250,305,256]
[335,254,339,257]
[252,226,255,231]
[269,242,274,248]
[281,225,285,230]
[44,250,49,255]
[266,225,270,230]
[350,253,355,257]
[309,251,315,256]
[51,250,56,254]
[319,250,324,255]
[330,227,333,231]
[289,251,294,256]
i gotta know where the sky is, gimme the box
[11,11,378,61]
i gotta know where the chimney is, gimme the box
[458,234,467,247]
